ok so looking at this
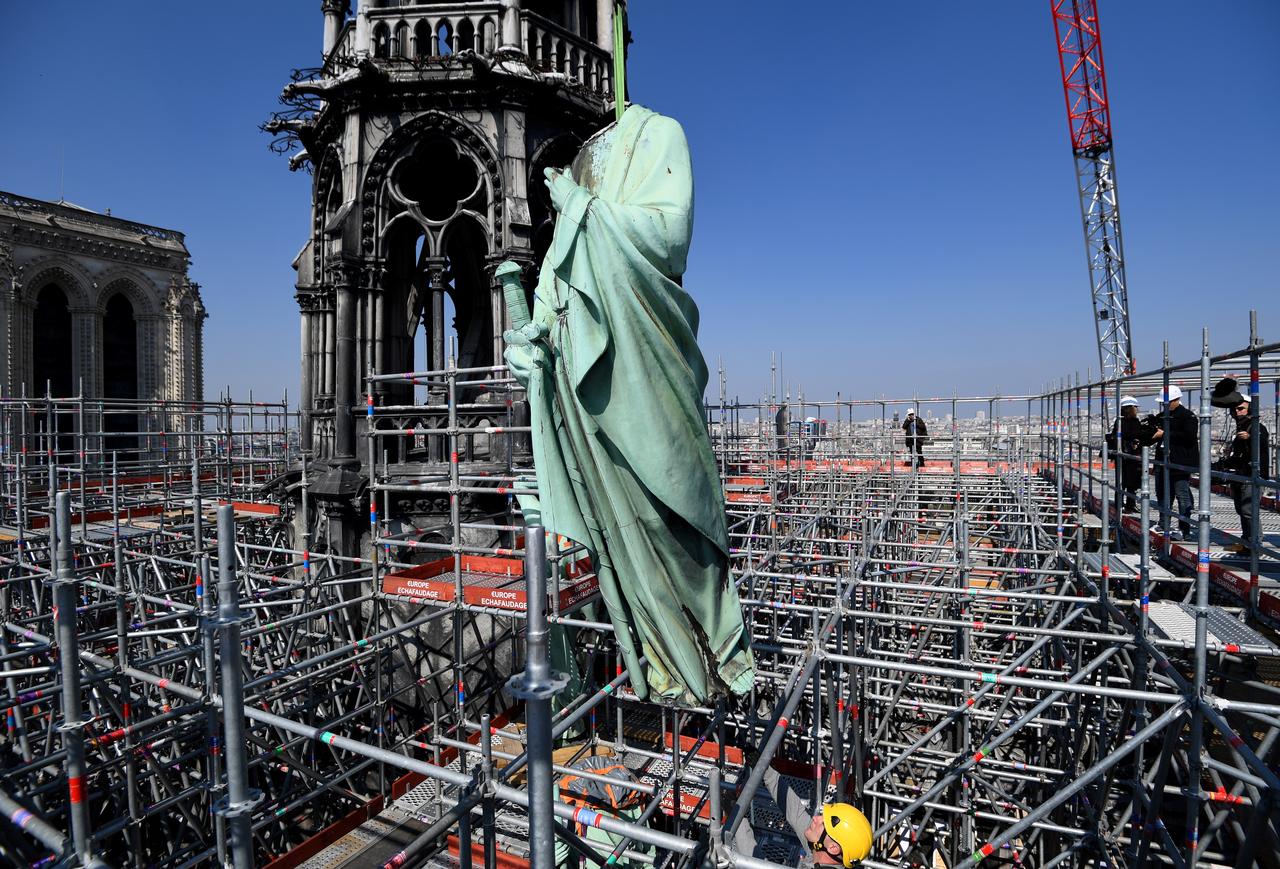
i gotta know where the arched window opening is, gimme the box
[394,21,410,58]
[437,21,453,55]
[412,233,430,406]
[569,48,580,81]
[532,222,554,280]
[442,288,458,367]
[103,294,137,401]
[33,284,73,397]
[529,138,579,270]
[381,219,429,453]
[456,18,475,53]
[323,173,344,224]
[320,168,345,277]
[414,19,431,57]
[442,218,493,377]
[32,283,74,456]
[103,293,139,456]
[373,22,391,58]
[538,33,552,70]
[480,17,496,54]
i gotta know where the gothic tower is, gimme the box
[270,0,625,554]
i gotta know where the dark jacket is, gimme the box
[902,417,928,441]
[1106,414,1143,458]
[1152,404,1199,474]
[1223,416,1271,480]
[1106,413,1143,489]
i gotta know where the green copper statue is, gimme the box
[501,104,755,706]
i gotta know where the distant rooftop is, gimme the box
[0,189,188,250]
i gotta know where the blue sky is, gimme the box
[2,2,1276,406]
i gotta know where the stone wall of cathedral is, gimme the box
[0,191,206,405]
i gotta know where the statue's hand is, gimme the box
[544,166,579,214]
[502,322,550,389]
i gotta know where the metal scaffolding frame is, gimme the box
[0,320,1278,868]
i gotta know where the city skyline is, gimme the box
[1,2,1276,403]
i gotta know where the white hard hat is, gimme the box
[1162,385,1183,402]
[1119,396,1139,408]
[905,408,915,416]
[1239,394,1251,404]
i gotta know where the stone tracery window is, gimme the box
[374,126,498,444]
[390,138,482,222]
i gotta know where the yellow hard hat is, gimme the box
[823,803,872,866]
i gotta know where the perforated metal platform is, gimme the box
[416,853,463,869]
[294,815,429,869]
[389,738,830,866]
[1152,490,1280,561]
[1112,552,1178,582]
[1147,601,1279,652]
[1082,550,1138,580]
[389,733,535,858]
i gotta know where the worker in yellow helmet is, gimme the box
[735,767,873,866]
[809,801,874,866]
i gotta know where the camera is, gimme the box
[1138,413,1160,445]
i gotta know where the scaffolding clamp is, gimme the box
[213,788,264,820]
[477,763,497,800]
[507,670,569,701]
[211,609,252,629]
[55,715,90,734]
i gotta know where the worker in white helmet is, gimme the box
[901,409,927,469]
[1106,396,1143,512]
[1149,385,1198,540]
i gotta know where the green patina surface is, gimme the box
[505,104,754,706]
